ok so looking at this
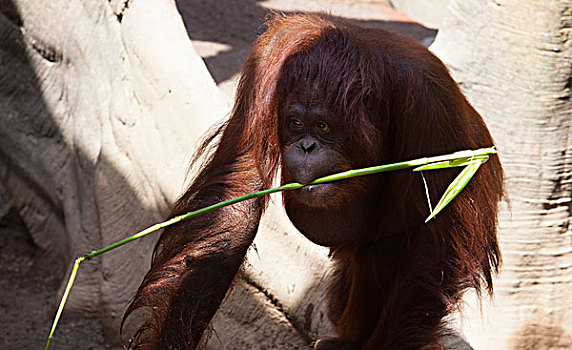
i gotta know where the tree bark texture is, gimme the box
[0,0,227,344]
[432,1,572,349]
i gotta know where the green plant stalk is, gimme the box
[45,257,83,350]
[414,154,490,222]
[45,147,496,349]
[423,160,485,222]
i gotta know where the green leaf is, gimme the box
[413,155,489,172]
[425,160,484,223]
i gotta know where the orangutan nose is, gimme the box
[300,138,316,153]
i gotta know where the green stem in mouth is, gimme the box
[45,146,496,349]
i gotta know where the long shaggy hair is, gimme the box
[123,13,503,350]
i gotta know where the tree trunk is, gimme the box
[0,0,227,345]
[431,1,572,349]
[389,0,449,28]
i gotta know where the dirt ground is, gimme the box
[0,210,109,349]
[0,1,436,349]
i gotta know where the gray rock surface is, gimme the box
[0,0,227,346]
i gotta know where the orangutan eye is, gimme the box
[290,118,304,128]
[316,121,329,131]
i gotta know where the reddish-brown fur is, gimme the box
[123,13,503,350]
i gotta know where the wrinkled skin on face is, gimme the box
[279,89,383,247]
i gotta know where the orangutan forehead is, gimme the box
[275,32,370,112]
[280,79,328,108]
[279,50,353,89]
